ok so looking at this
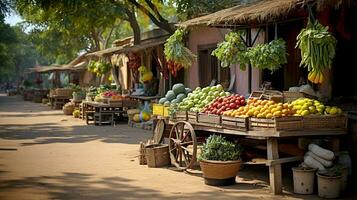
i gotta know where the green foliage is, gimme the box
[211,31,249,70]
[87,60,111,76]
[199,135,242,161]
[176,0,238,20]
[246,38,288,73]
[164,28,196,68]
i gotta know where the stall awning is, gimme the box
[28,64,86,73]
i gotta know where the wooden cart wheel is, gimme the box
[169,121,197,170]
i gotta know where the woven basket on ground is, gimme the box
[63,102,75,115]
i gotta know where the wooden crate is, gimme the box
[152,104,164,116]
[283,91,317,103]
[303,115,347,130]
[123,99,138,108]
[249,116,303,131]
[222,116,248,131]
[197,112,221,125]
[187,111,198,123]
[170,111,188,121]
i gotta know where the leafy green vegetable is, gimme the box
[246,38,288,73]
[164,28,196,69]
[211,31,249,70]
[199,135,242,161]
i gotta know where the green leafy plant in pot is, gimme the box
[199,135,242,186]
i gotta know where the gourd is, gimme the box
[171,99,179,104]
[308,144,334,161]
[304,155,325,170]
[306,151,333,167]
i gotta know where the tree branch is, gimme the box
[104,25,115,49]
[127,0,174,33]
[144,0,167,23]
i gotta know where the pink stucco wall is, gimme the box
[186,27,263,96]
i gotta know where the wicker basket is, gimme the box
[145,144,170,168]
[63,106,74,115]
[56,88,73,97]
[139,142,147,165]
[303,115,347,130]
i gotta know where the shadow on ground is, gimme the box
[0,172,274,200]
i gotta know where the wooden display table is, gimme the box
[82,99,138,125]
[158,117,347,195]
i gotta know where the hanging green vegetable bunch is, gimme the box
[87,60,111,76]
[211,31,250,70]
[296,18,337,84]
[164,28,197,77]
[246,38,288,73]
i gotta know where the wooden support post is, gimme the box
[331,137,340,153]
[267,138,282,194]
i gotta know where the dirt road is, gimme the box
[0,94,347,199]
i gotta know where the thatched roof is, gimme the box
[29,63,86,73]
[86,35,168,58]
[179,0,354,28]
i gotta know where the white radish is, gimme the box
[308,144,334,161]
[306,151,333,167]
[304,155,325,171]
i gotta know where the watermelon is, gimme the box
[185,87,192,95]
[176,93,186,102]
[165,90,176,101]
[172,83,185,95]
[159,97,167,104]
[164,101,171,106]
[171,99,179,104]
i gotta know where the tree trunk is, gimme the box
[125,7,141,45]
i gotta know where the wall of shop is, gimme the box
[186,26,262,96]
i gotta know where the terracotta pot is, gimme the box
[200,159,241,186]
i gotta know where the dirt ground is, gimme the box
[0,94,353,200]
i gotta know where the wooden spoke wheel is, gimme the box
[169,121,197,170]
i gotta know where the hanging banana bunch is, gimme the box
[296,18,337,84]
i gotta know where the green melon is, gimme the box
[165,90,176,101]
[172,83,185,95]
[159,97,167,104]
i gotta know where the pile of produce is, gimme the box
[178,84,230,112]
[202,94,246,115]
[291,98,342,116]
[159,83,191,106]
[100,90,118,98]
[164,29,196,77]
[296,18,337,84]
[87,60,111,76]
[211,31,249,70]
[72,109,80,118]
[224,99,296,118]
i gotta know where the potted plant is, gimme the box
[69,84,85,101]
[199,135,242,186]
[317,166,343,198]
[292,165,317,194]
